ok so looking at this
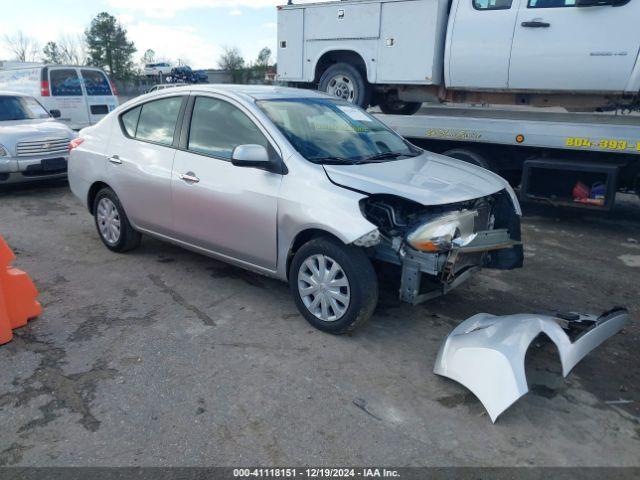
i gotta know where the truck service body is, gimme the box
[277,0,640,112]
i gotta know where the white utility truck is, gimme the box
[277,0,640,114]
[277,0,640,210]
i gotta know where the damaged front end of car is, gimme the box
[359,189,523,304]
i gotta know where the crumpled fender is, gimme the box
[434,308,629,422]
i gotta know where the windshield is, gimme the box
[257,98,420,164]
[0,95,50,121]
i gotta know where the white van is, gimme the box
[0,65,119,130]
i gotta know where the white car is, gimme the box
[0,92,76,184]
[144,63,172,77]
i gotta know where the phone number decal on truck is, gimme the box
[565,137,640,152]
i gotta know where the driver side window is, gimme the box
[188,96,270,160]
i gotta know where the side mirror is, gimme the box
[50,109,61,118]
[231,144,270,168]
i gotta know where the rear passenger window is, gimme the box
[121,106,141,137]
[81,70,112,96]
[135,97,183,146]
[188,97,269,159]
[50,69,82,96]
[473,0,513,9]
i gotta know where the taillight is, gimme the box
[69,138,84,152]
[109,79,118,96]
[41,80,50,97]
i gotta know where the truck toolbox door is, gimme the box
[446,0,521,89]
[508,0,639,92]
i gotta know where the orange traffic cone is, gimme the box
[0,236,42,345]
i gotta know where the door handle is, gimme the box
[521,20,550,28]
[108,155,122,164]
[179,172,200,183]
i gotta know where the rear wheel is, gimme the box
[318,63,371,109]
[289,237,378,334]
[378,95,422,116]
[93,188,141,253]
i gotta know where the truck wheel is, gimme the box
[379,97,422,116]
[442,148,494,172]
[318,63,371,108]
[93,188,141,253]
[289,236,378,334]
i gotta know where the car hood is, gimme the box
[323,152,508,206]
[0,119,74,151]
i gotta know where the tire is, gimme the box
[442,148,494,172]
[318,63,371,108]
[378,96,422,116]
[289,236,378,334]
[93,188,141,253]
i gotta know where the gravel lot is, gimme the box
[0,180,638,467]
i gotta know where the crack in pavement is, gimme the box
[148,274,220,326]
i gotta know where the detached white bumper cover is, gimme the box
[434,308,629,422]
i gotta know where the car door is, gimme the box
[106,95,187,235]
[509,0,639,92]
[446,0,521,89]
[80,68,119,125]
[48,67,90,129]
[171,95,282,270]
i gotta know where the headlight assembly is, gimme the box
[0,145,8,157]
[406,210,478,253]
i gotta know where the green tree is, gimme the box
[255,47,272,69]
[218,46,245,83]
[85,12,137,79]
[141,48,155,65]
[249,46,272,83]
[42,41,62,64]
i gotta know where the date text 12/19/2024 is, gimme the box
[233,468,400,478]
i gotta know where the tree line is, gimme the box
[2,12,274,82]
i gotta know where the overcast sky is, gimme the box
[0,0,298,68]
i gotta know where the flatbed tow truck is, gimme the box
[375,106,640,210]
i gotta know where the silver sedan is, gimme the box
[68,85,523,333]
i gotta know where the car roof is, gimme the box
[0,91,31,97]
[145,84,332,102]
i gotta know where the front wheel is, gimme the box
[289,237,378,334]
[378,96,422,116]
[318,63,371,109]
